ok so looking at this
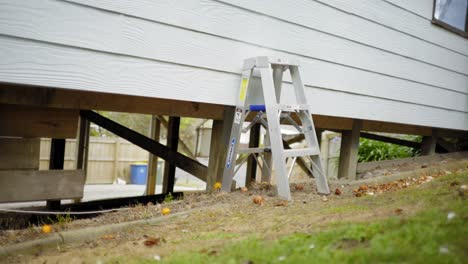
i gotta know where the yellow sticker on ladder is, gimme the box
[239,78,249,101]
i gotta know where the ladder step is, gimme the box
[238,147,271,154]
[283,148,319,158]
[279,104,309,112]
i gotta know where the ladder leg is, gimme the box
[221,69,252,192]
[291,64,330,194]
[260,67,291,200]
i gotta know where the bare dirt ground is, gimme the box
[1,160,467,263]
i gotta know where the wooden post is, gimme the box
[421,129,437,155]
[246,123,260,186]
[338,119,362,179]
[113,138,120,182]
[147,115,161,195]
[74,116,90,203]
[157,115,196,159]
[162,116,180,194]
[76,117,90,172]
[207,107,234,192]
[47,138,66,210]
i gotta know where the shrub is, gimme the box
[358,136,420,162]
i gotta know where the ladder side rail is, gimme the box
[221,69,253,191]
[260,66,292,200]
[291,65,330,194]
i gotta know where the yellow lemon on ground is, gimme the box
[214,182,222,190]
[42,224,52,234]
[161,207,171,216]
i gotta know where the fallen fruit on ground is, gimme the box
[161,207,171,215]
[334,188,342,195]
[41,224,52,234]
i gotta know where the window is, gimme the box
[432,0,468,37]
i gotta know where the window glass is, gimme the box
[433,0,467,33]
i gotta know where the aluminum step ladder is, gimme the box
[221,56,330,200]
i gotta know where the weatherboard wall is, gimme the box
[0,0,467,131]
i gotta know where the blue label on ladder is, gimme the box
[249,104,266,112]
[226,138,236,169]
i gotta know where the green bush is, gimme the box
[358,136,420,162]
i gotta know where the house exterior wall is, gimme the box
[0,0,467,130]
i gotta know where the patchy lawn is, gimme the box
[2,169,467,264]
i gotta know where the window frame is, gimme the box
[431,0,468,38]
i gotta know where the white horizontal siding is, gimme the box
[220,0,467,76]
[384,0,434,19]
[0,0,465,113]
[64,0,468,94]
[316,0,468,57]
[0,0,466,131]
[0,36,466,130]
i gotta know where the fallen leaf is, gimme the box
[274,200,288,207]
[450,181,459,186]
[294,184,304,191]
[144,236,161,247]
[358,185,368,191]
[253,195,264,206]
[101,234,115,240]
[334,188,342,195]
[395,208,403,215]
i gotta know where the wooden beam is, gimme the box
[0,84,225,119]
[0,170,85,203]
[207,107,234,191]
[360,132,420,149]
[63,192,183,212]
[47,138,66,210]
[0,104,79,138]
[421,129,438,155]
[162,116,180,194]
[285,134,305,145]
[0,137,40,170]
[338,119,362,179]
[246,123,261,185]
[147,115,161,195]
[80,110,207,181]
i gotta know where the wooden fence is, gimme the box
[39,137,150,184]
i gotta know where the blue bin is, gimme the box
[130,163,148,185]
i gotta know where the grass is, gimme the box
[137,172,467,264]
[161,206,466,263]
